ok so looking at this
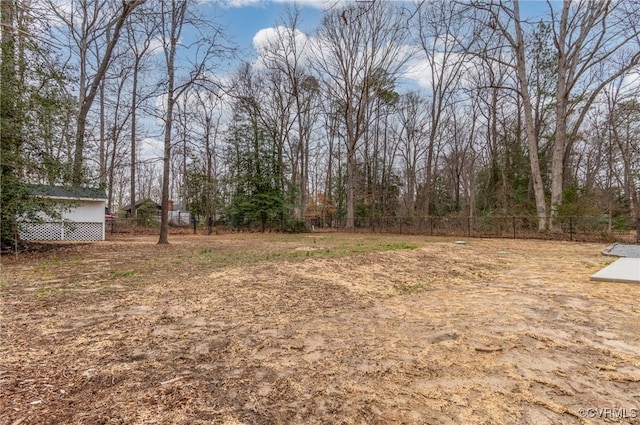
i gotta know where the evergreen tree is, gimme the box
[225,107,284,232]
[1,0,23,250]
[1,1,75,250]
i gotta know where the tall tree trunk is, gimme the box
[549,1,571,232]
[346,129,356,229]
[159,92,173,244]
[130,61,138,218]
[478,1,548,230]
[158,0,184,245]
[99,80,106,184]
[423,121,437,216]
[204,116,213,234]
[513,0,548,231]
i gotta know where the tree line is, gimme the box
[1,0,639,248]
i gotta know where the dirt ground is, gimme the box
[1,233,639,425]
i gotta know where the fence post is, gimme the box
[569,216,573,241]
[513,216,516,239]
[467,216,471,237]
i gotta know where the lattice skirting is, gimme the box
[20,222,104,241]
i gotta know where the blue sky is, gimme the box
[203,0,552,62]
[140,0,564,159]
[204,0,328,58]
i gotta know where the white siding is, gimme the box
[63,201,104,223]
[20,199,106,241]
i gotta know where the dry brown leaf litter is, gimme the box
[1,234,639,424]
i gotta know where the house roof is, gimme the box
[29,185,107,201]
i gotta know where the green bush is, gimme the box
[134,200,159,227]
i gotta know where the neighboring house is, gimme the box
[124,200,191,225]
[168,202,191,225]
[19,185,108,241]
[123,199,162,219]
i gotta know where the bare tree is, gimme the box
[99,62,133,212]
[49,0,144,185]
[155,0,231,244]
[257,8,320,225]
[394,92,428,217]
[157,0,186,244]
[548,0,640,230]
[366,73,400,225]
[125,2,158,219]
[313,1,409,229]
[194,90,225,233]
[605,81,640,240]
[413,0,475,216]
[473,0,549,231]
[442,104,476,213]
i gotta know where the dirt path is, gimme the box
[1,235,639,424]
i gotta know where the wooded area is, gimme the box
[1,0,639,248]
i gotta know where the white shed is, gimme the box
[19,185,108,241]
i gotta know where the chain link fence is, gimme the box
[106,214,639,244]
[304,215,639,243]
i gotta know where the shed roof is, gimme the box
[29,185,107,201]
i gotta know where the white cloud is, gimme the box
[218,0,342,10]
[151,80,234,150]
[621,71,640,94]
[401,45,476,91]
[217,0,261,7]
[251,26,313,71]
[272,0,339,8]
[253,26,309,56]
[139,137,164,160]
[253,27,280,54]
[403,61,433,90]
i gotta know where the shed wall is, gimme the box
[20,200,106,241]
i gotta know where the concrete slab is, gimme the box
[590,258,640,284]
[602,243,640,258]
